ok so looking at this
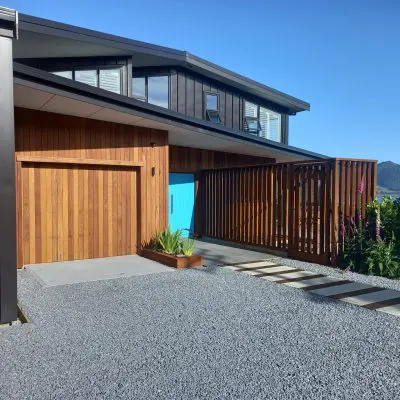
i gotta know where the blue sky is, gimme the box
[6,0,400,163]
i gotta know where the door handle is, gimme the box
[170,194,173,214]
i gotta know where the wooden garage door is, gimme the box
[20,162,138,265]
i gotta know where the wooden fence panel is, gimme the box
[201,158,377,265]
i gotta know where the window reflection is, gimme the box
[148,76,169,108]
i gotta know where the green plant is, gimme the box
[146,227,197,256]
[367,237,400,279]
[340,216,368,274]
[153,226,183,255]
[180,238,195,256]
[340,190,400,279]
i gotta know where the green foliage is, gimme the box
[367,237,400,279]
[340,217,368,274]
[147,227,196,256]
[180,238,195,256]
[340,194,400,280]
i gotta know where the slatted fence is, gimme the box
[200,158,377,265]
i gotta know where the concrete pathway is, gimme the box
[194,239,277,266]
[25,255,173,287]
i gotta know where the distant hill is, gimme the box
[378,161,400,192]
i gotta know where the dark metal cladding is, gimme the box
[0,6,17,324]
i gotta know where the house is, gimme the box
[0,7,377,323]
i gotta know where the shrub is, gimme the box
[153,227,183,255]
[340,193,400,279]
[340,217,369,274]
[180,238,195,256]
[367,237,400,279]
[147,227,196,256]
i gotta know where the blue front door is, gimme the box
[168,173,195,238]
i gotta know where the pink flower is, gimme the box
[358,179,364,194]
[340,221,346,236]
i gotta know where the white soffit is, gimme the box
[89,108,144,125]
[41,95,103,117]
[13,84,53,109]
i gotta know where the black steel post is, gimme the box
[0,7,18,324]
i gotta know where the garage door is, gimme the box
[20,162,138,265]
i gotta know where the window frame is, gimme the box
[51,66,123,94]
[243,100,282,141]
[203,91,222,124]
[131,74,170,109]
[244,116,262,134]
[206,110,222,124]
[259,106,282,142]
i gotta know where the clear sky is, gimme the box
[6,0,400,162]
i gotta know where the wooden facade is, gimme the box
[200,159,377,265]
[15,108,168,267]
[169,145,275,237]
[169,145,274,172]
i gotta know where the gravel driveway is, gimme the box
[1,267,399,399]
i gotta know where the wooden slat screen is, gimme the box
[201,158,377,265]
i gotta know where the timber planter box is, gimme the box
[141,248,203,268]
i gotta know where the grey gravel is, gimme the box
[1,268,400,400]
[269,256,400,292]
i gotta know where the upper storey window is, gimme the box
[259,106,281,142]
[244,100,281,142]
[132,77,146,100]
[148,76,169,108]
[52,68,122,94]
[53,71,73,79]
[244,101,261,134]
[132,76,169,109]
[204,92,222,124]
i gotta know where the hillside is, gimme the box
[378,161,400,191]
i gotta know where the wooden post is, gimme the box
[371,161,377,199]
[331,159,340,265]
[287,165,294,254]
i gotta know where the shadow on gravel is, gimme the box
[196,265,222,275]
[302,290,344,306]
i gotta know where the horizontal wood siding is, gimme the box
[15,107,168,267]
[201,159,377,265]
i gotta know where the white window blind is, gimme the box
[99,69,121,94]
[75,70,97,87]
[52,71,72,79]
[260,106,281,142]
[244,101,258,117]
